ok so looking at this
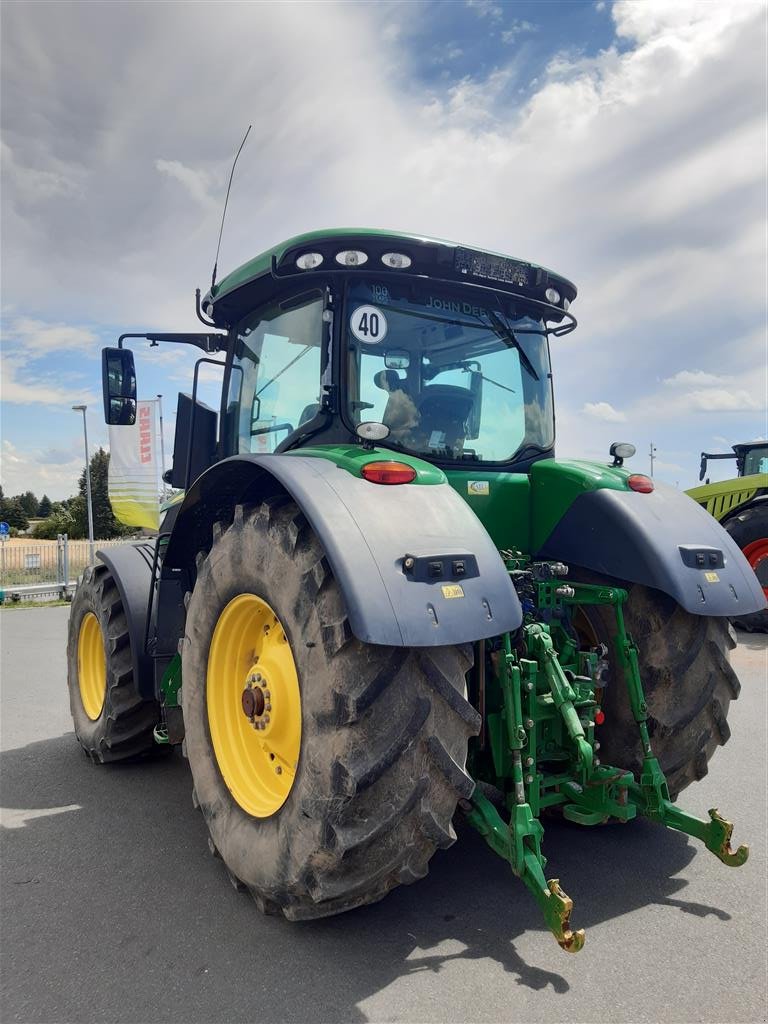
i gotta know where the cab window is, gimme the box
[228,295,324,454]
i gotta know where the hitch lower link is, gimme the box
[463,583,748,953]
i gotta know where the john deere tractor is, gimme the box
[687,442,768,632]
[67,230,765,952]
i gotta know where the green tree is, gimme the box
[16,491,39,517]
[38,494,53,518]
[0,497,29,530]
[73,448,130,539]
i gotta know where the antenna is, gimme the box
[211,125,252,290]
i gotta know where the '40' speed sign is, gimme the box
[350,305,388,344]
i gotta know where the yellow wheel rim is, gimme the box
[78,612,106,720]
[207,594,301,818]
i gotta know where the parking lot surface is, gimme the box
[1,606,766,1024]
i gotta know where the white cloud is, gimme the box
[2,316,99,356]
[664,370,724,387]
[502,21,538,44]
[582,401,627,423]
[155,158,219,212]
[682,388,761,413]
[652,367,764,414]
[465,0,503,20]
[0,437,88,499]
[0,354,98,407]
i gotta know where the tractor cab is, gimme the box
[699,440,768,482]
[223,272,557,466]
[102,230,577,488]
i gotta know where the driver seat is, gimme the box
[415,385,475,450]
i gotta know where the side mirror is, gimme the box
[102,347,137,425]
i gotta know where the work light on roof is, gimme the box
[381,252,412,269]
[296,252,324,271]
[335,250,368,267]
[545,287,561,305]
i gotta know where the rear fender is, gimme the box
[536,482,766,617]
[162,454,522,647]
[95,542,156,699]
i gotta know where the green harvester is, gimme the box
[67,229,765,952]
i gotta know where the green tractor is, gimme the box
[687,442,768,632]
[67,230,765,952]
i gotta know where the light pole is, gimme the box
[72,404,95,565]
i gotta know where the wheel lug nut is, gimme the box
[265,703,272,712]
[263,689,270,698]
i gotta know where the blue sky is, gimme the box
[1,0,766,499]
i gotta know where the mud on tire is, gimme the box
[182,498,479,919]
[66,562,158,762]
[574,577,740,800]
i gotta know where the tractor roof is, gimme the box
[203,228,577,329]
[732,440,767,453]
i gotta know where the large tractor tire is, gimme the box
[66,562,158,761]
[573,576,740,800]
[182,498,479,919]
[723,504,768,633]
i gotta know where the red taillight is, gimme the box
[594,710,606,726]
[628,474,654,493]
[361,461,417,485]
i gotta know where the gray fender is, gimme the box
[163,454,522,646]
[96,541,156,699]
[536,481,766,616]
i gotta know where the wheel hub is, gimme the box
[241,683,266,720]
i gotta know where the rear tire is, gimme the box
[182,498,479,919]
[573,577,740,799]
[66,562,158,761]
[723,504,768,633]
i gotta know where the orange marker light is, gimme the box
[628,474,654,493]
[361,461,417,485]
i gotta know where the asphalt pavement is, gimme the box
[1,606,766,1024]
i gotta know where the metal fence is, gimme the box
[0,536,136,601]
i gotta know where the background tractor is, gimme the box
[67,230,764,952]
[687,441,768,632]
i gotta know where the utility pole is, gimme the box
[157,394,167,498]
[72,404,95,565]
[649,442,657,478]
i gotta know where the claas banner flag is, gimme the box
[108,399,160,530]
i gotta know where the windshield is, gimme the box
[744,446,768,475]
[345,279,554,463]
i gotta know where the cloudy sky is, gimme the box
[1,0,766,500]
